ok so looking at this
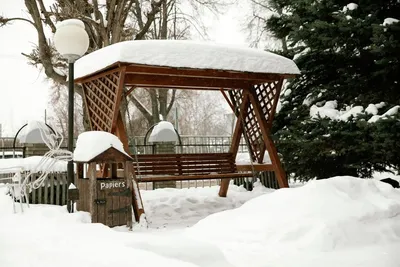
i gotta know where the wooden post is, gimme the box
[246,88,289,188]
[126,162,145,223]
[115,112,129,153]
[88,162,98,222]
[219,92,250,197]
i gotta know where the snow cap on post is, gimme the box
[149,121,179,143]
[73,131,132,162]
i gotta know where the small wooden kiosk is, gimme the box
[74,132,144,227]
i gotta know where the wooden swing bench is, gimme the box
[132,153,273,182]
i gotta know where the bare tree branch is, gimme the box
[134,0,165,40]
[166,89,177,114]
[127,92,152,122]
[0,16,37,28]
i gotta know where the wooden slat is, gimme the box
[134,152,233,158]
[32,175,36,204]
[137,172,253,182]
[87,105,111,128]
[50,174,54,204]
[124,64,292,81]
[134,160,234,166]
[87,89,114,115]
[124,74,252,89]
[61,174,67,205]
[44,176,48,204]
[55,174,60,205]
[38,176,42,204]
[107,182,114,227]
[137,164,234,170]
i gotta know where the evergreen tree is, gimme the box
[265,0,400,180]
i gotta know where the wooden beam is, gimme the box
[220,89,235,112]
[219,94,249,198]
[125,64,293,81]
[112,67,126,131]
[115,111,129,153]
[124,73,252,89]
[246,87,289,188]
[137,172,254,183]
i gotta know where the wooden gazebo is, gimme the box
[74,40,300,199]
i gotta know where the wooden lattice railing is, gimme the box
[82,69,124,132]
[229,81,281,163]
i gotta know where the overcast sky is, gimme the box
[0,1,249,137]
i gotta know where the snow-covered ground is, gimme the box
[1,177,400,267]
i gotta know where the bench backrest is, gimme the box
[132,153,237,176]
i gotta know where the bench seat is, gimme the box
[132,153,257,182]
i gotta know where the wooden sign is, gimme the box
[99,180,126,190]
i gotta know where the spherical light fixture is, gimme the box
[54,19,89,63]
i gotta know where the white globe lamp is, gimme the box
[54,19,89,63]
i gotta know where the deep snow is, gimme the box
[1,177,400,267]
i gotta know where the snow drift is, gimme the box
[186,176,400,266]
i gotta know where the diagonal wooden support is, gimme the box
[246,83,289,188]
[219,92,250,197]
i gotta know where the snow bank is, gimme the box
[73,131,131,162]
[0,156,67,173]
[0,183,271,267]
[75,40,300,79]
[141,183,273,229]
[186,177,400,266]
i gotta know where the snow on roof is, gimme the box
[75,40,300,79]
[148,121,178,143]
[73,131,131,162]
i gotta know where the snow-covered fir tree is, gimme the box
[265,0,400,180]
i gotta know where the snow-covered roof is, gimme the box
[75,40,300,80]
[73,131,131,162]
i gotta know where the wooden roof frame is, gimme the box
[75,61,298,193]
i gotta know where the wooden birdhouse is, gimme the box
[74,131,144,228]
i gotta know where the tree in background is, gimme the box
[264,0,400,180]
[0,0,228,134]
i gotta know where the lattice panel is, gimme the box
[83,71,121,132]
[254,81,280,124]
[229,89,265,163]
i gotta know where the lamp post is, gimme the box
[54,19,89,212]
